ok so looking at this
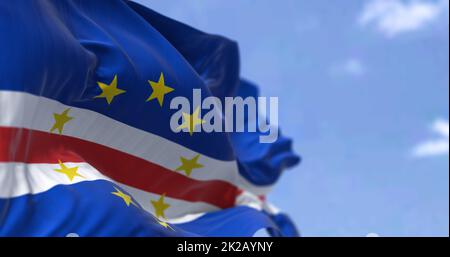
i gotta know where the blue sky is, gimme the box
[138,0,449,236]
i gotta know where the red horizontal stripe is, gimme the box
[0,127,240,208]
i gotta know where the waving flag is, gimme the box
[0,0,299,236]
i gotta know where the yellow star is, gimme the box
[54,160,84,181]
[111,187,137,207]
[176,154,204,176]
[94,75,126,104]
[152,215,174,230]
[146,72,174,106]
[50,108,73,135]
[177,107,205,136]
[158,220,174,230]
[151,194,170,219]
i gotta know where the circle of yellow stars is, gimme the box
[47,72,211,231]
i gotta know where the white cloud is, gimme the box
[412,119,449,157]
[330,58,366,77]
[359,0,449,37]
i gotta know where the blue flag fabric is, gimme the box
[127,1,241,99]
[0,179,280,237]
[0,0,300,237]
[230,80,301,186]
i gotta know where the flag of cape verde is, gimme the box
[0,0,300,237]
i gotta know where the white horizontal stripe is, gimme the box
[263,203,281,215]
[0,162,219,220]
[0,90,271,195]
